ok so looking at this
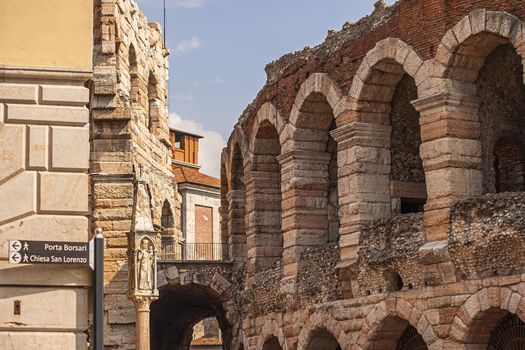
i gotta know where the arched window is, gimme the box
[129,44,139,104]
[147,71,158,131]
[161,200,174,229]
[488,314,525,349]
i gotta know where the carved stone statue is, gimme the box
[137,238,154,292]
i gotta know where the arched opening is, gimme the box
[161,200,174,229]
[354,55,426,219]
[148,72,158,131]
[228,143,247,261]
[292,91,339,244]
[304,328,342,350]
[475,42,525,193]
[190,317,222,349]
[366,316,427,350]
[250,120,282,271]
[488,314,525,349]
[389,74,426,214]
[129,44,140,105]
[262,336,282,350]
[463,308,525,349]
[150,285,231,350]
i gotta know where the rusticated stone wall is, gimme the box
[90,0,181,348]
[449,192,525,280]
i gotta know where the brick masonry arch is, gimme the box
[449,287,525,345]
[434,10,525,89]
[249,101,287,154]
[228,125,251,182]
[256,316,288,350]
[347,37,424,109]
[289,72,343,128]
[354,297,439,350]
[296,310,351,350]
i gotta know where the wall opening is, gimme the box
[228,143,247,260]
[304,328,342,350]
[147,71,157,131]
[262,336,282,350]
[367,316,427,350]
[395,325,427,350]
[251,120,282,270]
[390,74,426,215]
[129,44,140,105]
[488,313,525,349]
[477,44,525,194]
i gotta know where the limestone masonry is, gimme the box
[215,0,525,349]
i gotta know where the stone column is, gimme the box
[227,189,247,262]
[277,150,331,282]
[134,297,152,350]
[331,122,391,297]
[244,169,282,275]
[412,92,482,242]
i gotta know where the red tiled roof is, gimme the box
[173,165,220,189]
[191,336,222,346]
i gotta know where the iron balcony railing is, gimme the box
[160,242,228,261]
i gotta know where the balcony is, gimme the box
[160,242,229,262]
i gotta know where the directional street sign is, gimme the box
[8,240,90,266]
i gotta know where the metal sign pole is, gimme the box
[93,228,104,350]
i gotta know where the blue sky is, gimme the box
[137,0,392,176]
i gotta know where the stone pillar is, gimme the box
[278,150,331,280]
[227,189,247,262]
[244,169,282,274]
[134,297,152,350]
[412,93,482,242]
[331,122,391,297]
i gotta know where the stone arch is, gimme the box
[297,311,350,350]
[153,267,236,350]
[226,128,250,262]
[257,317,287,350]
[355,298,438,350]
[229,126,251,170]
[348,37,427,218]
[250,102,286,154]
[348,38,424,105]
[434,10,525,88]
[289,73,343,128]
[279,73,341,271]
[449,287,525,347]
[246,102,284,272]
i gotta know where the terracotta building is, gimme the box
[170,129,222,260]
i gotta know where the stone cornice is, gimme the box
[330,122,391,143]
[0,65,92,81]
[411,92,479,113]
[276,150,331,165]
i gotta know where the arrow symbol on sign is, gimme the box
[10,240,21,252]
[10,252,21,263]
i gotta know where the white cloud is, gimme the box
[174,37,202,54]
[173,0,203,8]
[174,92,195,101]
[191,77,225,87]
[169,113,226,177]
